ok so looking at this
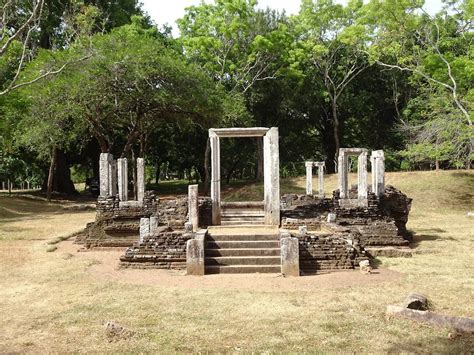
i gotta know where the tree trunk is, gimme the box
[155,163,160,184]
[203,138,210,194]
[47,148,57,201]
[332,100,340,172]
[255,137,264,181]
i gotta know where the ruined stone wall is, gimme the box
[280,185,412,250]
[120,228,192,269]
[296,233,366,272]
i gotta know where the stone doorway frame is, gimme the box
[337,148,368,207]
[209,127,280,226]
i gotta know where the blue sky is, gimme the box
[140,0,444,36]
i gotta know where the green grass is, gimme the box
[0,170,473,352]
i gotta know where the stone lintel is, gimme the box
[305,161,314,168]
[339,148,368,156]
[210,127,269,138]
[371,150,384,158]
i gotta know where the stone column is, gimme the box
[186,231,206,276]
[371,150,385,197]
[139,217,150,243]
[280,232,299,277]
[357,152,368,200]
[99,153,113,197]
[315,162,325,198]
[210,131,221,225]
[136,157,145,202]
[305,161,313,195]
[149,216,159,235]
[109,159,117,197]
[337,151,348,199]
[188,184,199,232]
[117,158,128,201]
[264,127,280,225]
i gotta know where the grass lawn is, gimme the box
[0,170,473,352]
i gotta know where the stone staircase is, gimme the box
[205,226,281,274]
[221,201,265,225]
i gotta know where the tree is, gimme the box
[292,0,369,170]
[362,0,473,167]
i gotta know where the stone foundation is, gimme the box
[120,228,193,269]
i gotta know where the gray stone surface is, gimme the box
[186,231,205,275]
[149,216,158,234]
[99,153,113,197]
[264,127,280,225]
[136,158,145,202]
[371,150,385,197]
[139,217,150,243]
[109,159,117,197]
[305,161,313,195]
[188,184,199,231]
[210,132,221,225]
[117,158,128,201]
[280,236,300,276]
[315,162,325,198]
[327,212,337,223]
[358,152,368,200]
[338,148,368,205]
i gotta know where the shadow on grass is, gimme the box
[386,334,474,353]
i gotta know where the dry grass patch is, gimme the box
[0,171,473,352]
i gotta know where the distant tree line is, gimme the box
[0,0,472,196]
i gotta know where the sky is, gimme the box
[140,0,444,37]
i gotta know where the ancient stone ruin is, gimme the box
[76,126,412,276]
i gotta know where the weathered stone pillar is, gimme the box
[280,232,299,276]
[315,162,325,198]
[371,150,385,197]
[305,161,313,195]
[357,152,368,200]
[117,158,128,201]
[109,159,117,197]
[139,217,150,243]
[149,216,159,235]
[188,184,199,232]
[186,231,206,276]
[99,153,113,197]
[264,127,280,225]
[337,152,348,199]
[136,157,145,202]
[210,131,221,225]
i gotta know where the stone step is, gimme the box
[206,240,280,249]
[207,225,279,233]
[207,234,280,241]
[221,201,264,209]
[206,256,281,266]
[206,248,281,257]
[221,211,265,217]
[205,265,281,274]
[221,220,265,225]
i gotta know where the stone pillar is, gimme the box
[149,216,158,235]
[188,184,199,232]
[186,231,205,276]
[315,162,325,198]
[99,153,113,197]
[136,157,145,202]
[280,232,299,277]
[357,152,368,200]
[305,161,313,195]
[371,150,385,197]
[210,131,221,225]
[109,159,117,197]
[139,217,150,243]
[337,151,348,199]
[264,127,280,225]
[117,158,128,201]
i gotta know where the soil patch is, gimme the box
[59,240,402,291]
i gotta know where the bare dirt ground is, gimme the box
[59,240,402,291]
